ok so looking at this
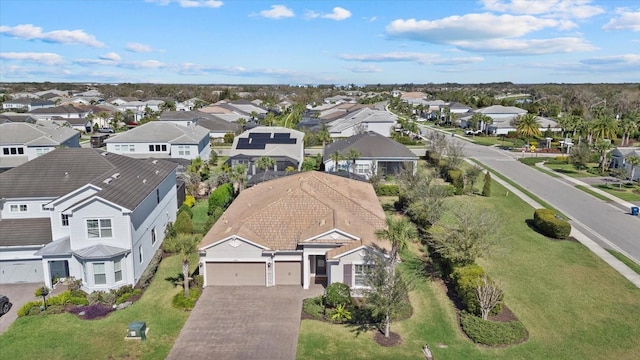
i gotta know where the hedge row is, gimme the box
[533,208,571,239]
[450,264,502,316]
[375,184,400,196]
[460,312,527,346]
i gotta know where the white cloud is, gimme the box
[338,51,484,66]
[100,52,121,61]
[363,16,377,23]
[322,7,352,21]
[145,0,223,8]
[580,54,640,65]
[122,60,166,69]
[603,10,640,32]
[345,64,383,73]
[0,52,64,65]
[454,37,596,55]
[125,42,160,53]
[0,24,104,47]
[431,57,485,65]
[306,7,352,21]
[386,14,570,43]
[259,5,294,19]
[481,0,604,19]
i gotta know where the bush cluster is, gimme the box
[17,301,44,317]
[451,264,486,315]
[375,184,400,196]
[324,282,351,308]
[178,204,193,218]
[174,211,193,234]
[172,288,202,310]
[460,312,527,346]
[302,296,325,320]
[138,248,164,289]
[208,183,234,216]
[533,208,571,239]
[183,195,196,208]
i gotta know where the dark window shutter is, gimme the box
[343,264,352,285]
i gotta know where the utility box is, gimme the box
[126,321,147,341]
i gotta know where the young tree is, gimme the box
[174,210,193,234]
[163,233,200,297]
[626,155,640,182]
[376,216,418,265]
[428,202,501,266]
[255,156,275,182]
[229,164,247,193]
[446,141,466,169]
[346,149,361,178]
[482,171,491,197]
[569,142,591,170]
[476,276,504,320]
[593,139,612,172]
[330,150,344,172]
[464,166,482,193]
[363,252,410,338]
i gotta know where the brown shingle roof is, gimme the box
[199,172,388,252]
[0,218,52,247]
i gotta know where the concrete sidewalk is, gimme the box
[469,159,640,289]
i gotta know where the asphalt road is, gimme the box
[420,126,640,264]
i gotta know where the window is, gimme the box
[61,214,69,227]
[139,245,143,264]
[177,145,191,156]
[115,144,135,152]
[93,263,106,285]
[114,259,123,282]
[354,264,371,287]
[2,147,24,155]
[35,148,51,157]
[10,204,28,212]
[86,219,113,238]
[156,189,160,204]
[151,227,157,245]
[149,144,167,152]
[355,163,370,175]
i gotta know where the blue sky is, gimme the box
[0,0,638,84]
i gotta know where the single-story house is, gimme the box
[487,115,561,136]
[327,108,397,138]
[609,147,640,181]
[198,171,389,289]
[104,122,211,161]
[0,149,178,292]
[323,131,418,178]
[0,122,80,170]
[2,98,55,111]
[227,126,305,176]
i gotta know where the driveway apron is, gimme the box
[167,286,308,360]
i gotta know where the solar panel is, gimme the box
[236,132,296,149]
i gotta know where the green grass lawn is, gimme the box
[297,179,640,359]
[575,185,612,202]
[0,254,196,360]
[595,185,640,202]
[545,163,601,178]
[191,199,209,234]
[607,250,640,275]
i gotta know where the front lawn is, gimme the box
[545,163,601,178]
[297,179,640,359]
[595,184,640,202]
[0,254,196,359]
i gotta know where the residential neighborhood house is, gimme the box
[609,147,640,181]
[198,171,389,290]
[0,148,178,292]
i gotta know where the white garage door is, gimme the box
[0,260,44,284]
[275,261,301,285]
[206,262,265,286]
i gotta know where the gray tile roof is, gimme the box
[196,116,240,132]
[0,122,79,146]
[324,131,418,161]
[0,113,37,123]
[29,105,91,115]
[328,108,397,133]
[0,148,177,211]
[104,122,209,144]
[476,105,527,115]
[158,111,207,121]
[4,98,55,106]
[73,244,130,259]
[0,218,52,247]
[35,237,71,256]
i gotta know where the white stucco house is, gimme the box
[327,108,397,138]
[609,147,640,181]
[198,171,389,290]
[0,148,178,292]
[104,122,211,161]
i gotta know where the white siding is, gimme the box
[204,238,264,259]
[68,200,130,251]
[2,199,52,219]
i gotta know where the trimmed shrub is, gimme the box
[183,195,196,208]
[174,210,193,234]
[533,208,571,239]
[17,301,42,317]
[324,282,351,308]
[445,169,463,183]
[208,183,234,215]
[69,304,113,320]
[460,312,527,346]
[191,275,204,289]
[138,248,163,289]
[302,296,325,320]
[450,264,486,315]
[375,184,400,196]
[482,171,492,197]
[87,290,116,305]
[178,204,193,219]
[172,288,202,310]
[436,184,456,197]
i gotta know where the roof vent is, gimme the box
[64,172,69,177]
[112,173,120,179]
[155,170,160,175]
[103,178,113,184]
[101,152,109,156]
[152,160,158,164]
[142,179,147,184]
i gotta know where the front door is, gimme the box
[315,256,326,276]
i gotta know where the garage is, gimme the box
[275,261,301,285]
[0,260,44,284]
[206,262,265,286]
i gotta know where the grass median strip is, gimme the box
[607,249,640,275]
[469,159,567,219]
[575,185,612,202]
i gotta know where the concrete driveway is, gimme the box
[168,286,320,360]
[0,283,42,334]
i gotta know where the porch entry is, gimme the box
[311,255,326,276]
[49,260,69,281]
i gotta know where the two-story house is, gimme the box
[0,149,178,292]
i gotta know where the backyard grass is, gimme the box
[297,179,640,359]
[0,254,197,360]
[575,185,612,202]
[191,199,209,234]
[595,185,640,202]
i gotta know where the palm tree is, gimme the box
[330,150,344,172]
[375,216,418,265]
[165,233,200,298]
[626,155,640,182]
[591,115,618,142]
[620,116,639,146]
[514,114,541,145]
[229,164,247,193]
[317,124,331,158]
[255,156,275,182]
[160,100,176,112]
[346,149,360,178]
[593,139,612,173]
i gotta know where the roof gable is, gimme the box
[324,131,417,160]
